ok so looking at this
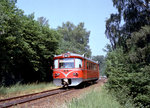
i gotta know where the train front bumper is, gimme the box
[53,78,83,86]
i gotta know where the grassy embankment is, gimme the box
[0,83,57,99]
[68,86,134,108]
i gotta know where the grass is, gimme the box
[68,86,124,108]
[0,82,58,99]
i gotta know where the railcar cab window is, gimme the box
[54,59,58,68]
[75,58,82,68]
[59,58,74,69]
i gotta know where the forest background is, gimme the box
[0,0,150,107]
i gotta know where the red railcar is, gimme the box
[53,52,99,87]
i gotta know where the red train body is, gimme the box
[53,52,99,87]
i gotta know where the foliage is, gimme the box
[126,26,150,107]
[106,47,150,107]
[105,0,150,107]
[92,55,106,75]
[37,17,49,27]
[105,0,150,49]
[0,0,61,86]
[57,21,91,57]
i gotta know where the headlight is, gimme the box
[55,73,60,77]
[73,72,78,76]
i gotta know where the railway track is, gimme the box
[0,88,72,108]
[0,79,107,108]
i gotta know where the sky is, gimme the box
[16,0,117,56]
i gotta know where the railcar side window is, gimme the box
[54,59,58,68]
[75,58,82,68]
[89,63,91,70]
[84,60,86,69]
[94,64,96,70]
[87,62,89,69]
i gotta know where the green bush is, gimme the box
[105,48,150,107]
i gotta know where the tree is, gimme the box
[105,0,150,49]
[57,21,91,57]
[0,0,61,86]
[92,55,106,75]
[105,0,150,107]
[37,17,49,27]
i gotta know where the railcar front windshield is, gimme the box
[59,58,74,69]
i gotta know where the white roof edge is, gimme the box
[54,52,98,64]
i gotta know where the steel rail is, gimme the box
[0,88,71,108]
[0,88,60,102]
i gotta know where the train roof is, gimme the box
[54,52,99,64]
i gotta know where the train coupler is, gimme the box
[62,78,69,87]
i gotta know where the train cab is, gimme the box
[53,52,99,87]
